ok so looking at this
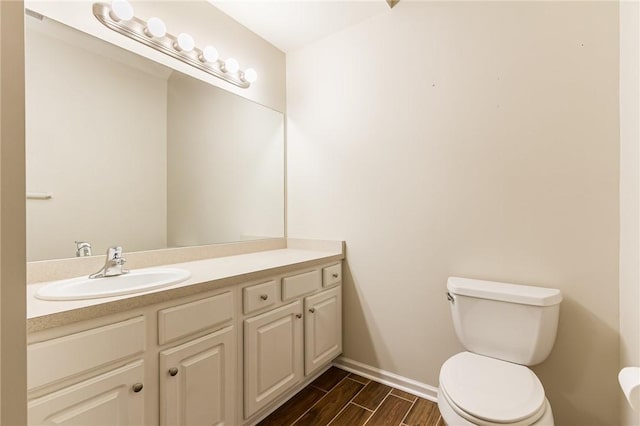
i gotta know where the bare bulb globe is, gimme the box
[244,68,258,83]
[176,33,195,52]
[110,0,134,21]
[201,46,219,63]
[225,58,240,74]
[146,17,166,38]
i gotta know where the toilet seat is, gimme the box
[439,352,546,425]
[438,389,553,426]
[439,382,547,426]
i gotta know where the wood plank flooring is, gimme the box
[258,367,445,426]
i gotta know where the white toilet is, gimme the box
[438,277,562,426]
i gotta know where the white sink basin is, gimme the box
[35,268,191,301]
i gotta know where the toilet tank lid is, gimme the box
[447,277,562,306]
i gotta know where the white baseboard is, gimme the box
[333,357,439,403]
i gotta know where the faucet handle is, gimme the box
[107,246,123,259]
[106,246,128,274]
[89,246,128,278]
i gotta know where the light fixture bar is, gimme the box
[93,2,252,89]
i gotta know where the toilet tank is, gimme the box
[447,277,562,366]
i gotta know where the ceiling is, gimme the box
[209,1,390,52]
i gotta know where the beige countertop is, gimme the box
[27,247,343,332]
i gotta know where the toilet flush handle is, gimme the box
[446,292,455,304]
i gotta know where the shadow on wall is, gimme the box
[532,296,620,426]
[340,254,394,371]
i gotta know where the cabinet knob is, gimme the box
[295,313,302,319]
[132,383,144,393]
[332,273,339,278]
[260,294,269,301]
[309,307,316,313]
[169,367,179,377]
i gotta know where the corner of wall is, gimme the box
[0,1,27,423]
[619,2,640,425]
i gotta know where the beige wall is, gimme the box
[166,73,284,246]
[619,2,640,425]
[25,20,168,261]
[27,0,286,113]
[0,0,27,423]
[287,2,620,424]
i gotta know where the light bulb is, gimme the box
[200,46,219,63]
[145,17,166,38]
[110,0,134,21]
[243,68,258,83]
[224,58,239,74]
[175,33,195,52]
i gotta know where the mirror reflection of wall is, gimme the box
[167,73,284,247]
[25,16,284,262]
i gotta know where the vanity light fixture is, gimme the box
[93,1,256,88]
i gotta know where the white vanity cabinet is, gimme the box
[27,289,237,426]
[304,285,342,376]
[27,316,147,425]
[243,301,304,418]
[160,326,235,426]
[28,360,145,425]
[158,292,236,426]
[27,258,343,426]
[242,263,343,420]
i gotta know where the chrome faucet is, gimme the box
[75,241,92,257]
[89,246,129,278]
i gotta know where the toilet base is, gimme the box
[437,389,554,426]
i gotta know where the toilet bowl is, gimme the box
[437,352,553,426]
[439,277,562,426]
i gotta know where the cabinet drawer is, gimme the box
[28,316,145,390]
[158,292,233,345]
[243,280,277,314]
[282,270,321,301]
[323,263,342,287]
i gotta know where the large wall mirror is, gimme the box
[25,14,285,262]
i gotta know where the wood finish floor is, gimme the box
[258,367,445,426]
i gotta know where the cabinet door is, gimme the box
[160,326,235,426]
[305,286,342,376]
[244,301,303,419]
[28,360,144,425]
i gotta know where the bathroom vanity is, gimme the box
[26,244,344,425]
[23,6,338,424]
